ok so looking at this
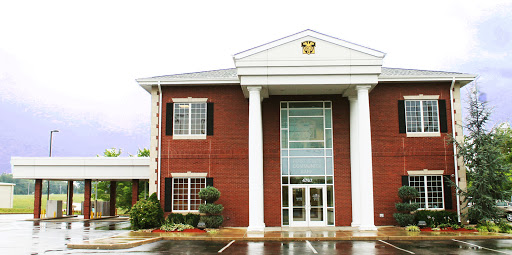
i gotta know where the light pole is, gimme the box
[48,130,59,200]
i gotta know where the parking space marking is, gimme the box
[218,240,235,253]
[306,240,318,254]
[452,239,512,254]
[378,240,415,254]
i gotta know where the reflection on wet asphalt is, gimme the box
[0,214,130,254]
[2,214,512,254]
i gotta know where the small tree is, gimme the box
[198,186,224,228]
[393,186,420,227]
[453,85,511,222]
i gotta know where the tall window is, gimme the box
[172,178,206,211]
[408,175,444,209]
[174,103,206,136]
[405,100,439,133]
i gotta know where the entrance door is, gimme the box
[290,186,326,227]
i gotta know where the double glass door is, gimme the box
[290,186,325,227]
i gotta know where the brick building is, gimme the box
[136,30,475,231]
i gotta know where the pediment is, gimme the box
[234,29,385,63]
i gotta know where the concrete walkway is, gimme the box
[67,226,512,249]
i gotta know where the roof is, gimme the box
[138,67,475,81]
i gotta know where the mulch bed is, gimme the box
[152,228,206,233]
[421,227,478,232]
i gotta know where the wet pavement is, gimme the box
[0,214,130,254]
[3,214,512,254]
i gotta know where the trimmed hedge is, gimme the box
[395,203,419,212]
[393,213,415,227]
[184,213,201,228]
[199,204,224,215]
[200,215,224,228]
[398,186,420,202]
[198,186,221,203]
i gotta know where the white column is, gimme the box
[356,85,377,231]
[349,96,361,227]
[247,86,265,231]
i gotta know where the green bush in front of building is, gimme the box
[129,192,164,230]
[393,186,420,227]
[198,186,224,228]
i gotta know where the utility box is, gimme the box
[82,201,111,217]
[46,200,63,218]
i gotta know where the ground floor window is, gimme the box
[408,175,444,209]
[172,178,206,211]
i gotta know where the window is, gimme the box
[408,175,444,209]
[172,178,206,211]
[174,103,207,136]
[405,100,439,133]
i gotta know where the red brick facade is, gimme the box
[159,83,457,227]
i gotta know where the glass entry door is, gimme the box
[290,186,326,227]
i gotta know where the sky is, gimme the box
[1,0,511,174]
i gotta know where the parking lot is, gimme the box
[2,214,512,254]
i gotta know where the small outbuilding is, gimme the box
[0,182,15,208]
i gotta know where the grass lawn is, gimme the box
[0,194,85,213]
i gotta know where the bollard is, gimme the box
[54,211,56,218]
[99,212,102,218]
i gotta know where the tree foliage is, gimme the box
[93,148,150,212]
[453,85,511,222]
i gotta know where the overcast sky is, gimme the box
[1,1,511,173]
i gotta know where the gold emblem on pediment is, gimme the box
[301,41,316,55]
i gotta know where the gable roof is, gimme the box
[233,29,386,59]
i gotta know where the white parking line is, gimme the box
[453,239,512,254]
[306,240,318,254]
[378,240,415,254]
[218,240,235,253]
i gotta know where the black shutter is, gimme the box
[438,100,448,133]
[207,103,214,135]
[398,100,406,133]
[164,178,173,212]
[443,175,453,210]
[166,103,174,136]
[402,175,409,186]
[206,177,214,187]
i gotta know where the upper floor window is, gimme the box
[174,103,207,136]
[405,100,439,133]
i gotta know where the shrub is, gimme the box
[393,213,415,227]
[414,210,458,227]
[488,226,501,233]
[405,225,420,232]
[451,224,461,230]
[129,193,164,230]
[465,226,475,230]
[395,203,419,212]
[199,204,224,215]
[477,226,489,232]
[200,215,224,228]
[497,219,512,233]
[198,186,221,203]
[184,213,200,228]
[160,223,194,232]
[398,186,420,202]
[167,213,185,224]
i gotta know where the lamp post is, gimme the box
[48,130,59,200]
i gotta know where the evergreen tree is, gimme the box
[454,85,511,222]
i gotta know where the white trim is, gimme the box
[171,172,208,177]
[450,77,461,222]
[234,29,386,59]
[407,169,444,175]
[173,135,207,140]
[406,132,441,137]
[403,95,440,100]
[172,97,208,103]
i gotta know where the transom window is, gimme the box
[174,103,206,136]
[172,178,206,211]
[409,175,444,209]
[405,100,439,133]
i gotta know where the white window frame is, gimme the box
[172,101,207,140]
[171,177,206,212]
[405,99,441,137]
[409,175,444,210]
